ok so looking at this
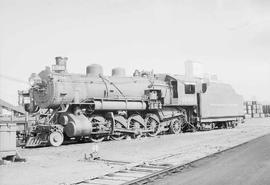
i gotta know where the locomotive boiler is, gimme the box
[24,57,244,147]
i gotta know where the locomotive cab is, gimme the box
[164,75,199,106]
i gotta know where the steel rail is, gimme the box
[121,136,259,185]
[69,135,260,185]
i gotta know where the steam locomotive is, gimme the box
[23,57,244,147]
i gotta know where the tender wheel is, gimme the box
[145,114,160,137]
[169,118,183,134]
[110,115,127,141]
[49,131,64,147]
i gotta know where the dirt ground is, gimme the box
[152,134,270,185]
[1,118,270,185]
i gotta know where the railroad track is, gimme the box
[71,162,176,185]
[67,137,254,185]
[69,154,196,185]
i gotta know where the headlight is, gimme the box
[29,73,41,87]
[29,78,35,86]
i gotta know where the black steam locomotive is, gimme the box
[22,57,244,147]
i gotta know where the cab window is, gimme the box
[202,83,207,93]
[171,81,178,98]
[185,84,195,94]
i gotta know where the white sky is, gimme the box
[0,0,270,105]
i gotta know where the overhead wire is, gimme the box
[0,74,28,85]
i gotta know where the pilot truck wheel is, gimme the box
[49,131,64,147]
[169,118,183,134]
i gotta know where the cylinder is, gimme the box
[86,64,103,76]
[112,67,125,77]
[64,114,92,137]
